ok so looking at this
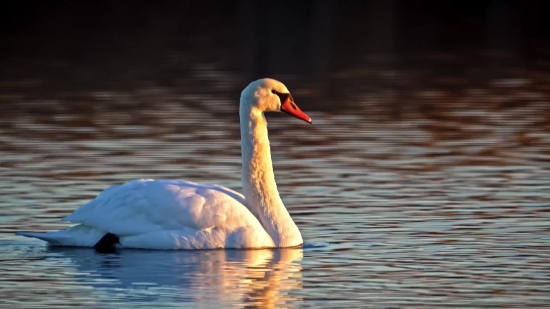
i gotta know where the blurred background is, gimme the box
[2,0,550,105]
[1,1,550,308]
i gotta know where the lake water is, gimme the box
[1,77,550,308]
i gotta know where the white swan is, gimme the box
[16,78,312,251]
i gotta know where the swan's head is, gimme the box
[241,78,312,123]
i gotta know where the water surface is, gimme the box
[1,80,550,308]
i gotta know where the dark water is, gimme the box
[1,71,550,308]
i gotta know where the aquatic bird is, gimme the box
[17,78,312,252]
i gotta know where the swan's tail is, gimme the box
[16,231,69,246]
[16,225,106,247]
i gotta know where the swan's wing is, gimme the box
[63,179,262,237]
[201,181,262,222]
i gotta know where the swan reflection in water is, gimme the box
[50,247,303,308]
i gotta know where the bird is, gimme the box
[17,78,312,252]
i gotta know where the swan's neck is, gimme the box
[240,107,302,247]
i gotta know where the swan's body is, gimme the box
[17,78,312,250]
[24,179,274,250]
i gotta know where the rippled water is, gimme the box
[1,80,550,308]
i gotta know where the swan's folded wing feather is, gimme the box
[63,179,261,237]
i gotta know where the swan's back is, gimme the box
[65,179,263,234]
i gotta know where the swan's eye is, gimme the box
[271,90,293,106]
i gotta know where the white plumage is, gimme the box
[17,78,312,250]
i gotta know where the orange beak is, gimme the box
[281,98,312,124]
